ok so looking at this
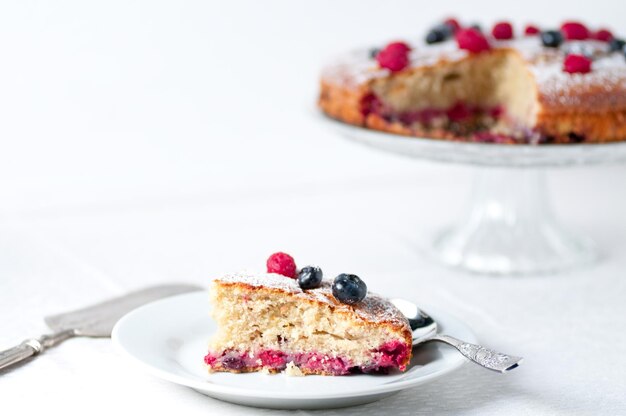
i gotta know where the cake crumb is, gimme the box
[284,361,304,377]
[261,367,271,375]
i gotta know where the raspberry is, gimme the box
[384,41,411,55]
[376,41,411,72]
[489,105,504,118]
[560,21,589,40]
[266,252,297,278]
[593,29,613,42]
[444,18,461,32]
[524,25,540,35]
[492,22,513,40]
[446,102,471,121]
[456,28,490,53]
[258,350,286,367]
[203,354,217,366]
[563,54,592,74]
[360,93,382,117]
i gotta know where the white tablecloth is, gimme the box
[1,1,626,414]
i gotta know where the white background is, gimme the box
[1,1,625,415]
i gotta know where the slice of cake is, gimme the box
[204,269,412,375]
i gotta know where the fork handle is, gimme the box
[431,334,523,373]
[0,330,75,372]
[0,341,39,370]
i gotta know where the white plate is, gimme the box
[112,291,477,409]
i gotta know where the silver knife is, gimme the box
[0,284,202,372]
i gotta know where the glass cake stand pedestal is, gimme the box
[326,118,626,275]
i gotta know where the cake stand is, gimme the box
[324,117,626,275]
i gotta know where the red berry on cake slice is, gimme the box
[492,22,514,40]
[563,54,592,74]
[266,252,297,278]
[593,29,614,42]
[455,28,491,53]
[376,41,411,72]
[524,25,540,35]
[560,21,590,40]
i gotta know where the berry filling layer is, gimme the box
[360,94,588,144]
[204,340,410,375]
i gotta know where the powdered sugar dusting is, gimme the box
[321,36,626,110]
[215,271,410,328]
[532,52,626,108]
[320,50,387,88]
[321,39,467,88]
[218,271,301,292]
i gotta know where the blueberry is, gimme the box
[369,48,380,59]
[426,30,444,44]
[469,23,482,32]
[540,30,563,48]
[332,274,367,305]
[426,23,454,45]
[426,25,451,44]
[222,356,244,370]
[435,24,453,37]
[297,266,323,290]
[609,38,626,53]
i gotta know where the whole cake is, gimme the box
[319,19,626,144]
[204,253,412,375]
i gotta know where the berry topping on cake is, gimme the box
[563,54,592,74]
[540,30,564,48]
[369,47,380,59]
[266,252,297,278]
[560,21,590,40]
[524,25,540,35]
[443,18,461,33]
[426,24,452,44]
[456,28,490,53]
[385,41,410,54]
[609,38,626,53]
[297,266,323,290]
[592,29,614,42]
[332,274,367,305]
[376,41,411,72]
[492,22,513,40]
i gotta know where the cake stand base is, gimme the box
[323,115,626,275]
[431,168,598,275]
